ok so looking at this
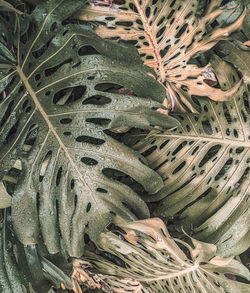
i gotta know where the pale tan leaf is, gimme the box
[85,217,250,293]
[72,258,145,293]
[134,43,250,257]
[77,0,246,112]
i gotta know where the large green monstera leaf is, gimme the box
[83,217,250,293]
[135,40,250,257]
[78,0,245,112]
[0,0,178,258]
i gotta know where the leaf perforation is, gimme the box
[80,0,246,112]
[21,0,64,70]
[17,66,92,190]
[84,217,250,292]
[1,0,181,258]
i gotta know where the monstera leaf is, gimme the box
[0,0,179,258]
[0,209,76,293]
[77,0,245,112]
[0,210,25,292]
[83,217,250,293]
[135,41,250,257]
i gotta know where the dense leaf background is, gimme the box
[0,0,249,292]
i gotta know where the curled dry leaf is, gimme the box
[135,41,250,257]
[77,0,246,112]
[72,259,101,292]
[85,217,250,293]
[72,258,144,293]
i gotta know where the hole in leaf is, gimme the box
[0,100,14,127]
[202,117,213,135]
[4,120,19,144]
[141,146,157,157]
[179,188,215,214]
[56,167,62,186]
[96,187,108,193]
[172,161,186,174]
[22,99,29,110]
[168,175,196,197]
[199,145,221,167]
[223,103,232,124]
[215,158,233,181]
[50,22,57,32]
[95,83,123,93]
[76,135,105,145]
[32,36,54,58]
[81,157,98,166]
[154,158,169,171]
[175,23,188,38]
[102,168,147,196]
[86,118,111,126]
[236,147,244,154]
[60,118,72,124]
[86,202,91,212]
[84,234,90,244]
[172,141,187,155]
[78,45,100,56]
[53,86,86,105]
[45,58,73,77]
[23,124,38,151]
[82,95,111,105]
[116,21,133,27]
[39,151,52,182]
[25,106,32,113]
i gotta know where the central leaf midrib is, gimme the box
[16,66,92,192]
[134,0,165,82]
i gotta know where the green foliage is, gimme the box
[0,0,177,262]
[0,1,249,292]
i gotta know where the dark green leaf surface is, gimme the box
[0,0,178,258]
[0,209,74,293]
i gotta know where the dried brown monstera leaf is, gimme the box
[77,0,245,112]
[71,259,143,293]
[83,217,250,293]
[134,40,250,257]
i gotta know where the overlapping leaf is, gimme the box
[71,259,144,293]
[0,0,179,258]
[78,0,245,112]
[84,217,250,293]
[135,40,250,257]
[0,209,75,293]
